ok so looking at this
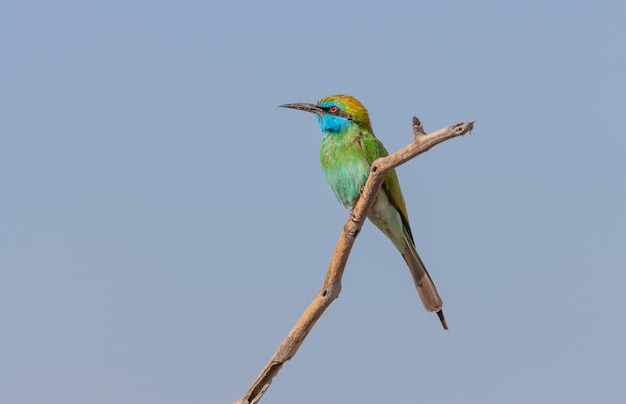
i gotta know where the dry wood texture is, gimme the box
[235,118,475,404]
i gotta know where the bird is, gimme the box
[280,94,447,330]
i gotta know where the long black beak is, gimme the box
[279,103,325,116]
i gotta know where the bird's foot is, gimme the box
[350,212,361,223]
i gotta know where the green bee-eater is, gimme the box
[280,94,447,330]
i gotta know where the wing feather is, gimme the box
[360,131,415,242]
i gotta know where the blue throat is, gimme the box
[316,114,350,133]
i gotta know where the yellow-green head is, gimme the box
[280,94,373,134]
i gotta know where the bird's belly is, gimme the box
[368,190,406,252]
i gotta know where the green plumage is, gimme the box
[281,94,447,330]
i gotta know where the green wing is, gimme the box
[360,130,415,242]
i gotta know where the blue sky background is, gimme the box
[2,1,625,403]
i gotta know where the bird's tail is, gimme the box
[401,232,447,330]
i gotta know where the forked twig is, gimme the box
[235,118,475,404]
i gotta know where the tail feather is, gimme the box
[401,234,448,330]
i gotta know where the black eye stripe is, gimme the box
[324,106,352,120]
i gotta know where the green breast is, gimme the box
[320,129,370,208]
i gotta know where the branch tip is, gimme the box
[412,116,425,136]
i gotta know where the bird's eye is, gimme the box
[329,105,338,113]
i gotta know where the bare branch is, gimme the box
[235,119,474,404]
